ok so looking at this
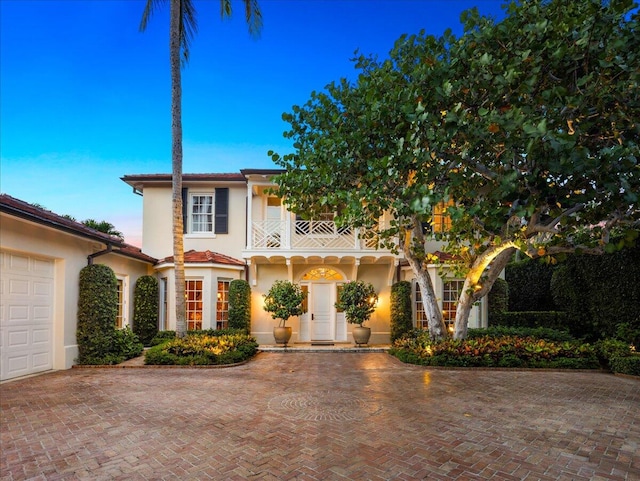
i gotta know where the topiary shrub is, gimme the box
[488,278,509,322]
[132,275,159,346]
[390,281,413,342]
[263,280,307,327]
[76,264,119,364]
[228,279,251,332]
[506,259,557,311]
[335,281,378,326]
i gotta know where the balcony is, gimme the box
[249,220,381,251]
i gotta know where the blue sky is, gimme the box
[1,0,506,246]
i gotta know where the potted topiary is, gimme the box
[335,280,378,346]
[263,280,307,346]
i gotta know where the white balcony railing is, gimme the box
[250,220,381,250]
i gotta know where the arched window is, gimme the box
[301,267,345,281]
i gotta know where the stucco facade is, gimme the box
[122,169,486,345]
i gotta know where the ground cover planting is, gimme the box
[145,329,258,365]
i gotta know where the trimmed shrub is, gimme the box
[132,275,159,346]
[228,279,251,332]
[76,264,119,364]
[390,281,413,342]
[488,278,509,322]
[150,330,177,346]
[144,332,258,365]
[491,311,568,331]
[506,259,557,311]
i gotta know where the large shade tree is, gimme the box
[271,0,639,340]
[140,0,261,337]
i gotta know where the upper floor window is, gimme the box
[182,188,228,235]
[432,200,454,233]
[191,194,213,233]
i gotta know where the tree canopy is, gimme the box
[270,0,639,339]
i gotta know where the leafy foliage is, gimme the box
[228,279,251,332]
[390,281,413,342]
[82,219,124,240]
[270,0,640,339]
[132,275,159,346]
[334,281,378,326]
[263,281,307,327]
[506,260,557,311]
[391,330,598,369]
[144,332,258,365]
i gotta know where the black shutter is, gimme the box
[215,188,229,234]
[182,187,188,233]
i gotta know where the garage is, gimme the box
[1,250,54,381]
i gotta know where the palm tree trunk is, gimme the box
[170,0,186,338]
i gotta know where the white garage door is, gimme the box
[0,250,54,381]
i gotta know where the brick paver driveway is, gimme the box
[1,353,639,481]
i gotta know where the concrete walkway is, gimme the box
[1,352,639,480]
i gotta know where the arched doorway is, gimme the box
[298,267,347,342]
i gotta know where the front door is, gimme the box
[311,283,333,341]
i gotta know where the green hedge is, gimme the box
[488,278,509,322]
[491,311,568,331]
[228,279,251,332]
[468,326,575,342]
[132,275,159,346]
[551,247,640,341]
[76,264,142,364]
[390,281,413,342]
[506,259,557,311]
[76,264,119,364]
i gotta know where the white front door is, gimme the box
[311,283,333,341]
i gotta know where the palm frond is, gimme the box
[180,0,198,65]
[243,0,263,37]
[139,0,166,32]
[220,0,232,18]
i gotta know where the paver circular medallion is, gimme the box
[268,390,382,421]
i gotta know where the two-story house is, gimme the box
[122,169,486,345]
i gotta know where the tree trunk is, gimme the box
[453,246,516,339]
[170,0,186,338]
[404,252,448,339]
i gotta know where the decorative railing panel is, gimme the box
[250,220,383,250]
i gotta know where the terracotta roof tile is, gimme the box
[160,250,244,266]
[0,194,157,264]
